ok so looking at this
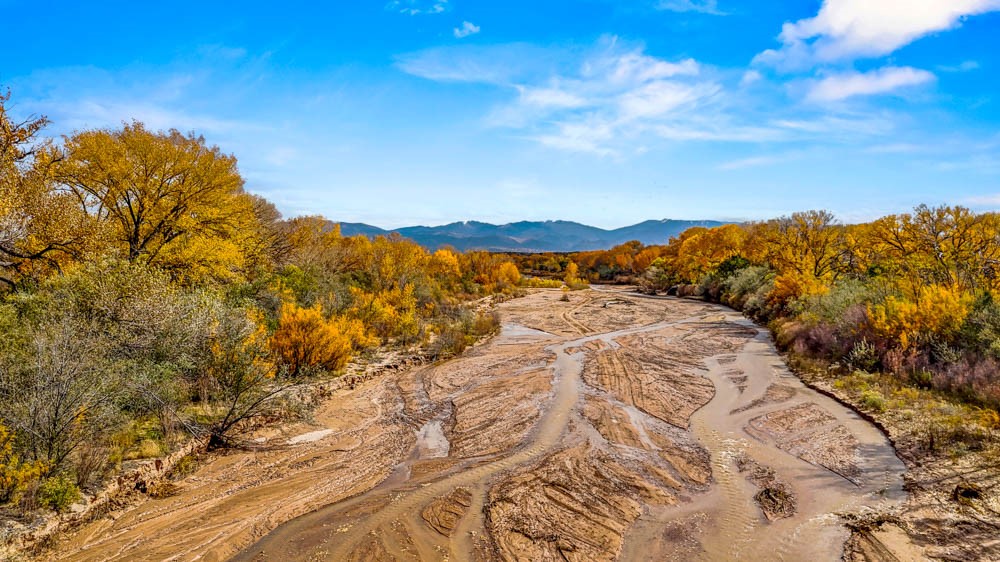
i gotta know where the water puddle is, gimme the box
[499,323,555,341]
[287,429,334,444]
[414,419,450,459]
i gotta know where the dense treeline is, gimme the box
[515,210,1000,412]
[0,91,521,512]
[556,210,1000,414]
[505,240,667,283]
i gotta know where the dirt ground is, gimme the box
[46,288,914,561]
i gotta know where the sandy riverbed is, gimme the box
[49,289,911,561]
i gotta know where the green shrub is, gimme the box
[846,339,880,372]
[910,369,934,390]
[860,389,887,413]
[37,474,81,512]
[959,293,1000,358]
[170,454,198,479]
[794,278,876,327]
[714,255,751,278]
[721,266,775,319]
[834,370,876,393]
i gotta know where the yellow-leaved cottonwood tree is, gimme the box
[53,122,260,282]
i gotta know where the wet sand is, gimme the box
[50,289,910,561]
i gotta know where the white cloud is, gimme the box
[739,70,762,87]
[400,36,912,155]
[656,0,725,15]
[516,86,587,109]
[534,119,618,156]
[585,50,700,84]
[771,115,895,137]
[866,143,925,154]
[388,0,447,15]
[937,155,1000,173]
[806,66,936,102]
[652,123,785,142]
[396,43,559,84]
[718,155,788,170]
[756,0,1000,69]
[937,60,981,72]
[453,21,480,38]
[618,81,717,119]
[401,38,716,155]
[966,193,1000,206]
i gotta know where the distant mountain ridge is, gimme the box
[335,219,726,252]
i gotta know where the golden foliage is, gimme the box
[1,91,91,285]
[769,271,829,306]
[270,302,375,376]
[346,285,419,341]
[564,262,580,284]
[496,262,521,287]
[430,248,462,280]
[868,285,973,349]
[462,251,523,293]
[673,224,747,282]
[55,122,257,277]
[0,421,47,503]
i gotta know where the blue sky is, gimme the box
[2,0,999,228]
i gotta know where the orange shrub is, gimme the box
[270,303,375,376]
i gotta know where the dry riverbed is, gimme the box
[47,289,913,561]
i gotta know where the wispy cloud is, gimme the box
[770,114,895,137]
[963,185,1000,207]
[399,36,920,155]
[655,0,725,15]
[805,66,936,102]
[387,0,447,15]
[739,70,762,87]
[755,0,1000,70]
[453,21,480,38]
[866,142,926,154]
[11,66,266,137]
[401,37,745,155]
[718,154,793,170]
[937,60,981,73]
[396,43,560,84]
[936,154,1000,173]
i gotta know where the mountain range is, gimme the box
[335,219,726,253]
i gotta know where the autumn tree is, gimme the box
[54,122,258,276]
[868,284,973,350]
[673,224,747,282]
[564,261,588,289]
[347,285,420,341]
[429,248,462,286]
[750,210,844,280]
[279,217,368,274]
[0,91,89,287]
[866,205,1000,296]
